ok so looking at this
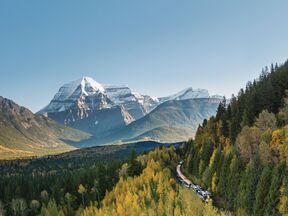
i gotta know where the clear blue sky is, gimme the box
[1,1,288,112]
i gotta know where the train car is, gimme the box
[198,194,207,202]
[191,184,198,191]
[176,161,212,203]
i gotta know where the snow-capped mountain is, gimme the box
[37,77,161,137]
[38,76,222,141]
[39,77,159,120]
[159,87,210,102]
[39,77,219,117]
[39,77,111,114]
[103,85,159,119]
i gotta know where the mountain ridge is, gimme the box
[0,96,91,159]
[115,97,222,142]
[0,77,223,158]
[38,76,221,129]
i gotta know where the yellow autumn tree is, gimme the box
[270,129,282,163]
[279,183,288,216]
[211,172,218,193]
[209,149,217,168]
[78,184,86,206]
[80,147,228,216]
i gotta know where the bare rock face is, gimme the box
[0,96,90,159]
[37,76,222,142]
[0,96,39,128]
[37,77,160,136]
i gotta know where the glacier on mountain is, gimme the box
[36,76,223,143]
[38,76,221,121]
[159,87,210,103]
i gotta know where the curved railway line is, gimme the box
[176,160,211,202]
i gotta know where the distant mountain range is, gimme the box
[37,77,222,145]
[115,98,222,143]
[38,77,159,120]
[0,76,222,159]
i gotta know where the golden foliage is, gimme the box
[211,172,218,193]
[209,150,217,169]
[80,147,227,216]
[279,184,288,216]
[78,184,86,194]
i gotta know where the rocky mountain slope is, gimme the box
[0,96,91,159]
[103,85,159,119]
[38,77,159,137]
[38,77,221,142]
[38,77,158,120]
[115,98,222,143]
[72,98,222,146]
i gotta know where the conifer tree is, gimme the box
[264,163,286,215]
[253,166,272,216]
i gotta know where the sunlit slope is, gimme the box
[0,96,91,159]
[116,98,221,142]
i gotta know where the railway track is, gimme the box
[176,160,211,202]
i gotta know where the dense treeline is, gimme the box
[183,61,288,215]
[218,61,288,143]
[0,145,230,216]
[80,147,230,216]
[2,62,288,215]
[0,149,143,216]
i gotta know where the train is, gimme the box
[176,160,211,202]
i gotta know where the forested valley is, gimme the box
[0,144,229,216]
[1,61,288,216]
[0,144,146,215]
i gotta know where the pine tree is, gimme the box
[216,153,232,197]
[246,156,261,215]
[253,166,272,216]
[264,163,286,216]
[216,98,226,121]
[128,150,142,176]
[236,156,261,215]
[201,139,214,174]
[226,155,242,210]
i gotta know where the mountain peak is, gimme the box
[177,87,209,98]
[159,87,210,102]
[52,77,105,101]
[37,77,106,114]
[77,76,105,95]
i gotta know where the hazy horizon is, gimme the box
[1,1,288,112]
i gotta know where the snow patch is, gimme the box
[160,87,210,102]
